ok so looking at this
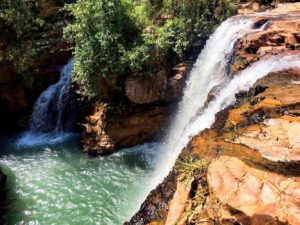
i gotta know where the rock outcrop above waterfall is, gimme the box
[82,65,187,155]
[127,4,300,225]
[0,1,72,130]
[231,15,300,74]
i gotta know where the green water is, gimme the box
[0,134,162,225]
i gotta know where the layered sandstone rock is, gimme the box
[208,156,300,225]
[128,3,300,224]
[231,15,300,74]
[129,68,300,225]
[82,65,187,155]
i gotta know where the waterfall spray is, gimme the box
[16,59,76,147]
[150,15,300,187]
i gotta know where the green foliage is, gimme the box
[0,0,45,41]
[65,0,237,99]
[0,0,69,88]
[0,0,46,79]
[176,153,210,186]
[64,0,140,98]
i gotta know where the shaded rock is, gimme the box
[126,171,178,225]
[165,175,194,225]
[0,169,6,188]
[82,103,174,155]
[83,64,187,155]
[0,1,72,131]
[125,66,187,105]
[125,70,168,104]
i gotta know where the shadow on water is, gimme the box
[0,132,162,225]
[0,133,81,225]
[0,165,28,225]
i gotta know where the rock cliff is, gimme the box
[127,3,300,225]
[82,65,187,155]
[0,0,72,130]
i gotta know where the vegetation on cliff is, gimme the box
[0,0,71,87]
[64,0,236,99]
[0,0,73,129]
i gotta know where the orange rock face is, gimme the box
[208,156,300,224]
[165,176,194,225]
[231,16,300,74]
[83,65,187,155]
[164,68,300,225]
[125,67,186,104]
[235,117,300,163]
[128,2,300,225]
[82,103,173,155]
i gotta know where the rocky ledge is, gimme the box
[82,65,187,155]
[127,4,300,225]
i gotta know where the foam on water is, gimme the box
[16,59,75,148]
[0,140,163,225]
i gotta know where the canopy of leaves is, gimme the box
[0,0,72,86]
[65,0,237,99]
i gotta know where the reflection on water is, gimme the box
[0,135,162,225]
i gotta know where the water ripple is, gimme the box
[0,137,163,225]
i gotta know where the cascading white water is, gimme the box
[150,15,300,186]
[16,59,75,147]
[30,58,75,133]
[186,54,300,135]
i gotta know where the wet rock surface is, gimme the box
[126,171,177,225]
[231,15,300,74]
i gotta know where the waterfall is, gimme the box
[16,59,76,147]
[150,15,300,186]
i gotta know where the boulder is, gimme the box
[235,117,300,163]
[83,64,187,155]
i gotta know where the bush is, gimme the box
[0,0,44,42]
[65,0,236,99]
[64,0,140,98]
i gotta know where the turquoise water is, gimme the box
[0,134,162,225]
